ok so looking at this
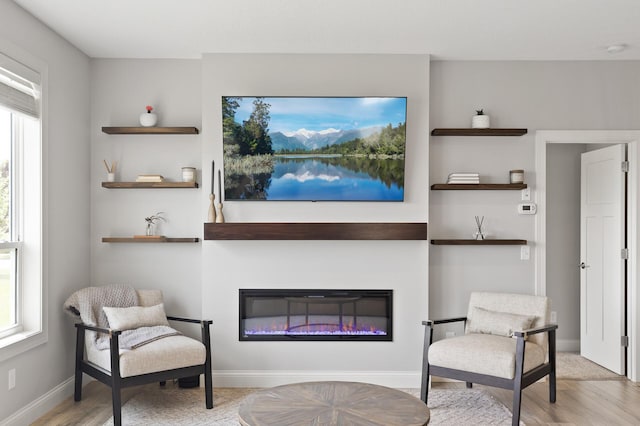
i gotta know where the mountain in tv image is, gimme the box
[270,126,384,152]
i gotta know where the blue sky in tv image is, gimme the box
[222,96,406,201]
[232,97,407,133]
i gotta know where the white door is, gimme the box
[580,144,626,374]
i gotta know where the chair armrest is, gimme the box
[513,323,558,338]
[422,316,467,327]
[74,322,122,336]
[167,316,213,326]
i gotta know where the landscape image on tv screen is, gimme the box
[222,96,407,201]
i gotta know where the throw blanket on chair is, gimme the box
[63,285,180,350]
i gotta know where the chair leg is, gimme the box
[74,326,85,402]
[111,384,122,426]
[420,323,433,404]
[549,329,557,403]
[466,382,473,388]
[109,332,123,426]
[512,388,522,426]
[512,336,526,426]
[202,320,214,409]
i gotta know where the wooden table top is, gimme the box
[238,381,430,426]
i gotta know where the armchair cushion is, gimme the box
[87,334,206,378]
[103,303,170,330]
[466,292,550,350]
[467,307,536,338]
[428,333,545,379]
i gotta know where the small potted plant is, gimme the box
[139,105,158,127]
[471,109,490,129]
[144,212,165,236]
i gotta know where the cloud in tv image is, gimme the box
[222,96,407,201]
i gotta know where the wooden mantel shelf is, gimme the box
[431,239,527,245]
[204,222,428,240]
[102,126,199,135]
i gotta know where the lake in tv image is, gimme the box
[222,96,407,201]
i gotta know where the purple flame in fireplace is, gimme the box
[240,289,393,341]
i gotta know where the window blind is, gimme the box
[0,53,40,118]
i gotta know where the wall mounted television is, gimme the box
[222,96,407,201]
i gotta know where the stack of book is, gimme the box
[447,173,480,184]
[136,174,165,183]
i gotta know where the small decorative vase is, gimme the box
[140,111,158,127]
[146,223,154,236]
[472,114,490,129]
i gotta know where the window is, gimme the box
[0,51,43,358]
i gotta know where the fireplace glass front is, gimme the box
[239,289,392,341]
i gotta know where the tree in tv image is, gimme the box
[222,96,407,201]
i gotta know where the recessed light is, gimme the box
[606,44,627,54]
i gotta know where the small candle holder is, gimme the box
[474,215,485,240]
[208,194,216,223]
[215,202,225,223]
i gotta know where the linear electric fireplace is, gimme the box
[239,289,393,341]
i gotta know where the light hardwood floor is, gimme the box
[32,378,640,425]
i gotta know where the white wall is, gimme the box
[202,54,430,387]
[0,1,90,422]
[429,61,640,345]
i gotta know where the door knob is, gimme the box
[579,262,589,269]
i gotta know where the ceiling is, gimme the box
[12,0,640,60]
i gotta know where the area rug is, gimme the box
[103,385,518,425]
[556,351,624,380]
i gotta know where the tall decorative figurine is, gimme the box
[216,169,225,223]
[207,161,216,223]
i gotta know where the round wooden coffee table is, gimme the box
[238,381,430,425]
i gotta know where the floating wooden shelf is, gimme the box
[102,237,200,243]
[102,182,199,189]
[431,128,527,136]
[204,222,428,241]
[102,126,199,135]
[431,183,527,190]
[431,239,527,245]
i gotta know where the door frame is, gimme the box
[535,130,640,382]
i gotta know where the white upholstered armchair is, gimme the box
[421,292,557,426]
[65,286,213,426]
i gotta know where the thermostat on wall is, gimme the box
[518,203,537,215]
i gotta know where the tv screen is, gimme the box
[222,96,407,201]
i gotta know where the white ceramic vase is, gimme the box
[139,112,158,127]
[471,115,490,129]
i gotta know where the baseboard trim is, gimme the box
[557,339,580,352]
[1,376,72,426]
[213,370,421,388]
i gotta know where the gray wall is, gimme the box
[547,144,585,343]
[429,61,640,346]
[90,59,203,324]
[0,1,90,422]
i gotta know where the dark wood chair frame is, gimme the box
[421,317,557,426]
[74,316,213,426]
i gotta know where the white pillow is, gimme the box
[103,303,169,330]
[467,307,536,338]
